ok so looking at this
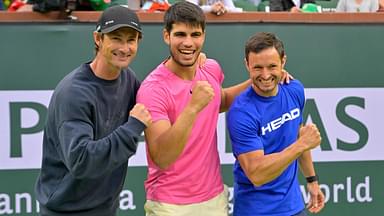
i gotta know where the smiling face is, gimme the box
[245,47,286,97]
[95,27,140,72]
[163,22,205,73]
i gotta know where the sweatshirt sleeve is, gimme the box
[57,116,145,179]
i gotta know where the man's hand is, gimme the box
[306,182,325,213]
[290,6,301,13]
[298,123,321,151]
[189,81,215,113]
[129,103,152,127]
[197,52,207,67]
[280,69,294,84]
[211,1,226,15]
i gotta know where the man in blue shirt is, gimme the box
[227,32,325,216]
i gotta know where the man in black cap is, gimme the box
[34,5,152,216]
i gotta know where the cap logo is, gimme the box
[105,20,114,25]
[131,21,139,27]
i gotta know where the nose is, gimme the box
[117,41,133,56]
[121,41,131,52]
[182,36,194,47]
[259,68,271,78]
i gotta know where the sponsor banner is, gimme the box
[0,88,382,170]
[0,165,381,215]
[305,88,381,162]
[0,91,51,170]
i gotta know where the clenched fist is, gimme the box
[298,123,321,151]
[129,103,152,127]
[189,81,215,113]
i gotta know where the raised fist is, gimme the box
[298,123,321,151]
[189,81,215,113]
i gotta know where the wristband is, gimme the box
[306,175,318,183]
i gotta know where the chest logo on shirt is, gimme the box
[261,108,300,136]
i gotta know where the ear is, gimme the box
[281,55,287,68]
[163,29,170,45]
[93,31,102,47]
[201,30,206,43]
[244,57,250,72]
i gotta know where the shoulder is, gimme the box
[283,80,304,96]
[281,79,305,106]
[139,64,168,91]
[282,79,304,92]
[227,90,259,132]
[54,64,98,102]
[122,67,141,89]
[289,79,304,88]
[137,65,170,101]
[201,58,222,70]
[199,58,224,82]
[122,67,139,80]
[229,87,254,113]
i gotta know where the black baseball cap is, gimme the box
[96,5,142,34]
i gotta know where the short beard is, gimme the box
[169,50,198,67]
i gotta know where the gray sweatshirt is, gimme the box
[35,63,145,216]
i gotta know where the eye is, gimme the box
[191,32,202,37]
[111,36,121,41]
[269,65,278,70]
[174,32,186,37]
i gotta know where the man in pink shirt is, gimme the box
[137,1,290,215]
[137,2,249,215]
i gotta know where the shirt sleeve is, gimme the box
[137,82,170,123]
[291,80,305,111]
[57,117,144,179]
[55,89,145,179]
[227,108,264,157]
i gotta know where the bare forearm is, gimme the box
[220,79,251,112]
[150,106,198,169]
[246,142,306,186]
[298,150,316,177]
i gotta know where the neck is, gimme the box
[90,57,120,80]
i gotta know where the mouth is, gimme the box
[179,49,195,57]
[258,77,275,85]
[113,51,131,59]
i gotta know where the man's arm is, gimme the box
[238,124,321,186]
[220,79,251,112]
[144,107,198,170]
[220,70,292,112]
[298,150,325,213]
[298,150,316,179]
[238,140,306,186]
[145,81,214,170]
[58,104,150,179]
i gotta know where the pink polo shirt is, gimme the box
[137,59,224,204]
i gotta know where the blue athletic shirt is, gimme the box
[227,80,305,216]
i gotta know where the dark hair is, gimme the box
[163,1,206,33]
[245,32,285,62]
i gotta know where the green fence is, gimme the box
[0,22,383,215]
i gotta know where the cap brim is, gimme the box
[100,24,142,34]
